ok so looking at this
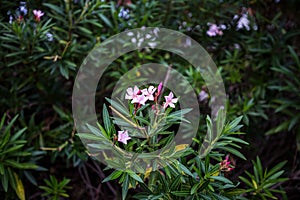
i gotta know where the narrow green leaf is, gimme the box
[103,104,112,134]
[122,174,129,200]
[102,170,123,183]
[210,176,233,184]
[10,128,27,142]
[127,171,143,183]
[76,133,103,141]
[99,14,113,28]
[43,3,65,15]
[218,146,246,160]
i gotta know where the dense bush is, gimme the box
[0,0,299,199]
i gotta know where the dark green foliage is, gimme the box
[0,0,299,199]
[39,175,71,200]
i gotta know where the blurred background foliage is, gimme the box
[0,0,299,199]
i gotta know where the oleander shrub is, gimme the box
[0,0,299,199]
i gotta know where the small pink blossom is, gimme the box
[125,86,140,101]
[163,92,178,109]
[33,10,44,22]
[141,86,156,101]
[118,130,131,144]
[220,155,234,172]
[207,23,224,37]
[131,94,147,105]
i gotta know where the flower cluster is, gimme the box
[118,82,179,144]
[9,8,44,24]
[206,7,257,38]
[220,155,234,172]
[125,82,178,109]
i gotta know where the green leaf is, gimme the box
[239,176,253,188]
[127,171,143,183]
[86,124,104,137]
[0,164,4,175]
[59,65,69,79]
[106,98,130,116]
[288,45,300,67]
[0,144,25,155]
[212,193,230,200]
[227,116,243,132]
[221,136,249,145]
[76,133,103,141]
[10,128,27,142]
[122,174,129,200]
[53,105,69,120]
[176,161,194,177]
[210,176,233,185]
[170,175,182,190]
[103,104,112,134]
[102,170,123,183]
[4,160,37,169]
[98,14,113,28]
[171,190,190,197]
[1,169,9,192]
[13,172,25,200]
[266,161,287,178]
[3,115,18,135]
[218,146,246,160]
[77,26,93,35]
[43,3,65,15]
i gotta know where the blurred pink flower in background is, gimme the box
[33,10,44,22]
[207,23,225,37]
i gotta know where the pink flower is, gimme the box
[207,23,224,37]
[33,10,44,22]
[163,92,178,109]
[131,94,147,105]
[118,130,131,144]
[220,155,234,172]
[141,86,156,101]
[125,86,140,101]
